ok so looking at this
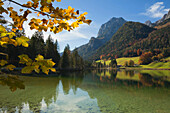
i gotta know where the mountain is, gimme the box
[77,17,126,60]
[144,20,153,27]
[92,22,156,60]
[93,17,170,60]
[144,10,170,27]
[155,10,170,24]
[128,19,170,51]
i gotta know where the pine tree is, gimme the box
[61,45,70,69]
[28,31,45,59]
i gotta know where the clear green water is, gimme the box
[0,70,170,113]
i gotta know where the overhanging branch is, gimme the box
[7,0,51,17]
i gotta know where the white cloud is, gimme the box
[141,2,170,18]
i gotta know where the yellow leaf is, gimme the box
[1,37,9,42]
[18,54,32,65]
[41,66,49,75]
[50,68,56,72]
[56,0,61,2]
[47,0,52,3]
[68,6,72,11]
[9,39,17,46]
[36,19,42,23]
[1,33,7,37]
[83,12,88,15]
[0,60,8,66]
[9,32,16,38]
[47,60,56,67]
[43,6,50,12]
[12,28,17,32]
[16,36,29,47]
[35,54,44,61]
[0,41,7,47]
[34,65,40,73]
[6,64,16,71]
[0,25,7,33]
[37,12,40,16]
[21,66,34,74]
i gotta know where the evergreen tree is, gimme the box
[28,31,45,59]
[54,40,60,67]
[109,59,117,68]
[45,35,60,67]
[61,45,70,69]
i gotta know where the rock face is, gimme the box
[97,17,126,41]
[144,10,170,27]
[144,20,153,27]
[77,17,126,60]
[156,10,170,24]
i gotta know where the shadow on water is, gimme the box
[0,69,170,112]
[0,75,25,92]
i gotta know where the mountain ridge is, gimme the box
[77,17,126,60]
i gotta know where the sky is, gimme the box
[3,0,170,52]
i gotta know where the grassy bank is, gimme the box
[96,57,170,69]
[96,57,139,65]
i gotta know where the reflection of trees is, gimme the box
[0,76,59,112]
[138,73,169,87]
[90,70,170,88]
[0,72,84,113]
[80,70,170,113]
[60,72,84,95]
[124,70,135,77]
[95,69,117,83]
[109,70,117,80]
[0,75,25,92]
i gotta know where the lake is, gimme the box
[0,69,170,113]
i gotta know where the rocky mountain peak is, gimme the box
[155,10,170,24]
[97,17,126,39]
[144,20,152,27]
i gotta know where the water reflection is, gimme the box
[94,69,170,87]
[0,70,169,112]
[0,75,25,92]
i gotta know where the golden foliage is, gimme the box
[18,54,56,74]
[0,0,91,33]
[0,0,91,74]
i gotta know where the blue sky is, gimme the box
[3,0,170,52]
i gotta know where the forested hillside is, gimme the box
[92,22,156,60]
[77,17,126,60]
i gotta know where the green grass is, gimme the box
[162,57,170,61]
[140,62,170,69]
[96,57,140,65]
[96,56,170,69]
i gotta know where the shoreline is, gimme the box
[120,67,170,70]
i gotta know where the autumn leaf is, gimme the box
[21,66,34,74]
[6,64,16,71]
[0,25,7,33]
[35,54,44,61]
[16,36,29,47]
[0,60,8,66]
